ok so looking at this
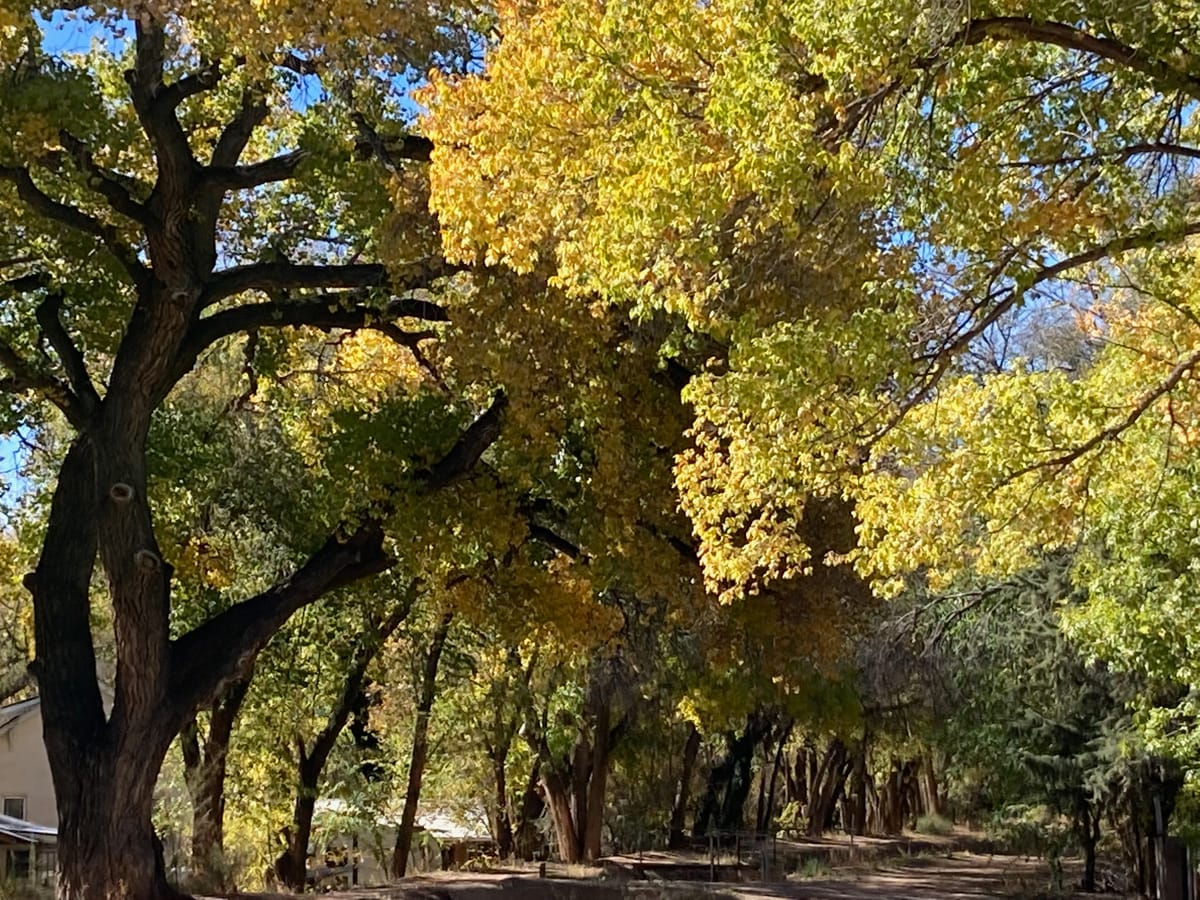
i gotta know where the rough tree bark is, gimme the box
[7,17,501,900]
[526,672,627,863]
[180,664,255,889]
[275,602,411,890]
[390,609,454,878]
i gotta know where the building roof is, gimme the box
[0,813,55,845]
[0,697,40,739]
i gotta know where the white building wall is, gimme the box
[0,708,56,828]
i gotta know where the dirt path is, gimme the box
[734,853,1081,900]
[258,852,1089,900]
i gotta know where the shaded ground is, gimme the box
[238,851,1093,900]
[738,853,1086,900]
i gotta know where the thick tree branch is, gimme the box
[127,19,197,180]
[423,391,509,489]
[210,89,269,169]
[205,150,309,192]
[167,397,506,722]
[166,523,390,728]
[58,131,152,226]
[952,18,1200,100]
[352,113,434,170]
[35,293,101,422]
[174,293,446,381]
[201,261,455,308]
[157,60,223,110]
[0,280,91,429]
[0,165,148,286]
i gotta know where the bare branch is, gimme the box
[1006,346,1200,482]
[873,220,1200,447]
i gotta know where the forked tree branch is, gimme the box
[0,165,148,287]
[58,131,152,226]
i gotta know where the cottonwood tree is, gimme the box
[423,0,1200,602]
[0,4,510,898]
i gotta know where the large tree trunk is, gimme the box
[180,667,254,889]
[668,723,702,848]
[391,610,453,878]
[543,768,582,863]
[15,14,504,898]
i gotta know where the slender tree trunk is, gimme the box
[805,739,849,836]
[490,748,515,858]
[391,611,453,878]
[275,757,320,891]
[180,667,254,888]
[514,759,547,861]
[917,754,944,819]
[758,723,790,834]
[668,723,702,848]
[581,698,612,861]
[276,603,410,890]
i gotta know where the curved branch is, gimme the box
[127,19,197,178]
[874,220,1200,446]
[157,60,223,110]
[167,395,507,721]
[0,165,148,286]
[1006,346,1200,482]
[58,131,152,226]
[210,89,269,169]
[35,293,101,421]
[166,523,391,728]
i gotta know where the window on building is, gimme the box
[6,848,29,879]
[2,797,24,820]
